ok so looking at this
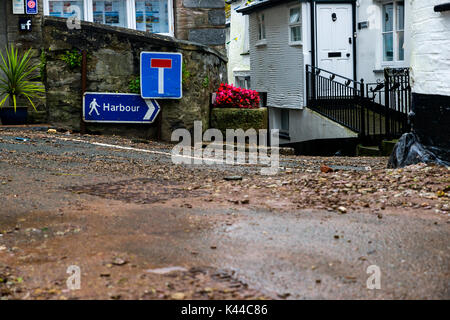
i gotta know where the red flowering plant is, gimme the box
[214,83,260,109]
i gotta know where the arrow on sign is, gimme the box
[143,99,160,121]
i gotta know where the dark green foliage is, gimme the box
[128,76,140,94]
[182,62,191,85]
[210,108,268,135]
[59,49,82,69]
[0,44,45,111]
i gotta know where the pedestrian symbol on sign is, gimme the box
[88,98,100,116]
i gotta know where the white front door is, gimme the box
[316,3,354,79]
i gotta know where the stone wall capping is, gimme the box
[42,17,227,63]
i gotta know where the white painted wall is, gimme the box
[356,0,412,84]
[270,107,358,145]
[226,0,251,86]
[409,0,450,96]
[249,1,305,108]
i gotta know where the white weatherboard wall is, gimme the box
[249,2,304,108]
[355,0,412,84]
[227,0,251,86]
[410,0,450,96]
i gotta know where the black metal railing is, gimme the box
[306,65,411,142]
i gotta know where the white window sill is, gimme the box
[255,39,267,47]
[380,61,408,69]
[289,41,303,47]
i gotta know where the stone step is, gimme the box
[202,141,295,156]
[356,144,380,156]
[357,139,399,157]
[380,139,398,156]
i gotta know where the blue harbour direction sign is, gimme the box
[83,92,160,124]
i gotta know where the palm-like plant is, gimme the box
[0,45,45,112]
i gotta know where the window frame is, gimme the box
[288,4,302,46]
[242,14,250,54]
[43,0,174,37]
[381,0,405,66]
[255,13,267,46]
[234,75,251,89]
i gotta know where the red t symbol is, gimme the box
[151,59,172,94]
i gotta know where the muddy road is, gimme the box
[0,128,449,300]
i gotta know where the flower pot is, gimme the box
[0,106,28,125]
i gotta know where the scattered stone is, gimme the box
[224,176,242,181]
[320,165,334,173]
[146,266,187,274]
[171,292,185,300]
[337,206,347,214]
[277,292,291,299]
[112,258,127,266]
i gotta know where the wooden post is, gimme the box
[80,50,87,134]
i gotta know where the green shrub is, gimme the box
[0,44,45,111]
[182,62,191,85]
[59,49,82,69]
[128,76,140,94]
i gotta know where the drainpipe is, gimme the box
[310,0,315,69]
[80,50,87,134]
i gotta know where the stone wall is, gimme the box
[175,0,227,53]
[42,17,227,141]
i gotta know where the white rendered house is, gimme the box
[237,0,419,153]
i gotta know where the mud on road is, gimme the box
[0,128,449,300]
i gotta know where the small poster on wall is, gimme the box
[12,0,25,14]
[26,0,38,14]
